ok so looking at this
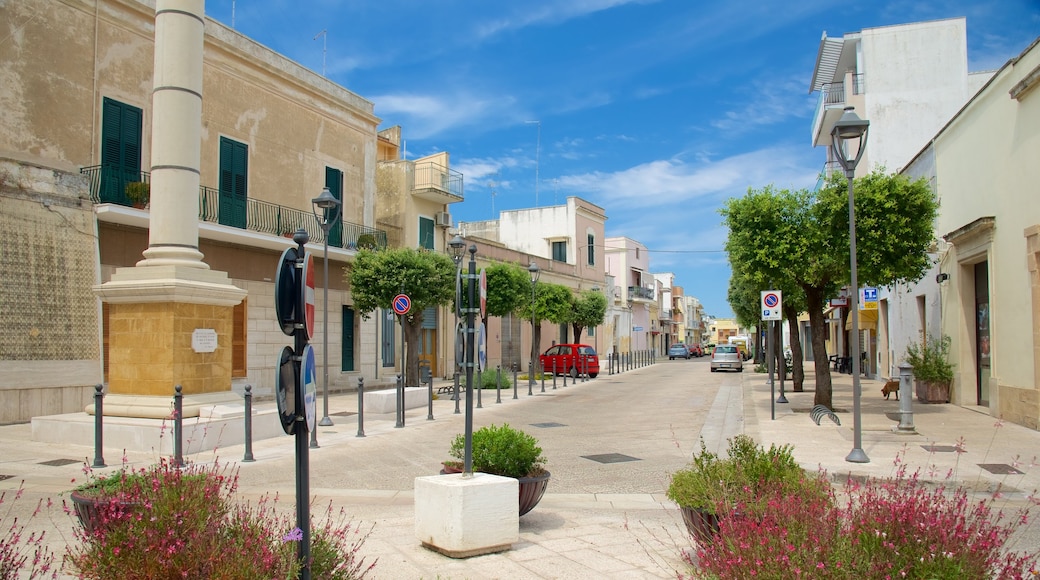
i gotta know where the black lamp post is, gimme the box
[831,106,870,464]
[449,234,466,414]
[528,261,540,394]
[311,187,342,429]
[463,244,478,475]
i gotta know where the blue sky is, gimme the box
[207,0,1038,318]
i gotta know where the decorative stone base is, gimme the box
[414,473,518,558]
[364,387,429,414]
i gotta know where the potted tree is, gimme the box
[124,181,150,208]
[446,423,550,516]
[905,334,955,403]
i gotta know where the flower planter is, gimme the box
[915,379,950,404]
[680,506,720,543]
[69,489,141,534]
[518,471,550,516]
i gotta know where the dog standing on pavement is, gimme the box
[881,379,900,400]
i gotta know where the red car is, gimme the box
[539,344,600,378]
[687,343,704,357]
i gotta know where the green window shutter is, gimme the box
[587,234,595,266]
[219,138,233,193]
[419,216,434,250]
[324,167,344,246]
[101,99,122,167]
[218,137,248,228]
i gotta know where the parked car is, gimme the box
[668,344,690,360]
[687,343,704,357]
[539,344,600,378]
[710,344,743,373]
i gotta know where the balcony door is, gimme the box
[325,167,343,247]
[218,137,248,228]
[100,98,143,205]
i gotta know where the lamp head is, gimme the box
[449,234,465,261]
[831,106,870,174]
[528,261,541,283]
[311,187,342,230]
[311,187,341,210]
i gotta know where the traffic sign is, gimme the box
[274,247,298,336]
[479,268,487,320]
[301,344,317,434]
[392,293,411,315]
[302,252,315,340]
[275,346,296,435]
[761,290,782,321]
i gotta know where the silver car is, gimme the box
[710,344,743,372]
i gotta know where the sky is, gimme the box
[206,0,1039,318]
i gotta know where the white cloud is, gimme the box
[472,0,659,40]
[370,92,520,140]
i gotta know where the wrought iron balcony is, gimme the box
[82,164,387,250]
[628,285,654,301]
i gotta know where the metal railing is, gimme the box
[628,285,654,300]
[413,161,464,200]
[82,164,386,249]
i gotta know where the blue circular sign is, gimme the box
[764,293,779,308]
[392,293,411,315]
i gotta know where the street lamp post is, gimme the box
[528,261,540,395]
[311,187,342,429]
[449,234,466,414]
[831,106,870,464]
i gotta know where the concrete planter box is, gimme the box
[414,473,518,558]
[364,387,428,414]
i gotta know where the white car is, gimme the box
[711,345,743,372]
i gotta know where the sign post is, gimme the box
[392,294,411,429]
[761,290,784,416]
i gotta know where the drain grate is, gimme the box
[921,445,958,453]
[38,458,80,467]
[0,475,13,482]
[978,463,1024,475]
[530,422,566,428]
[582,453,640,464]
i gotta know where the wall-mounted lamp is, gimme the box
[936,273,950,283]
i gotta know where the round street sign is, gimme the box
[302,252,315,340]
[300,344,317,434]
[392,293,411,315]
[274,346,297,435]
[274,247,299,336]
[761,290,782,321]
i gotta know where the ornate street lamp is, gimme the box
[831,106,870,464]
[449,234,466,414]
[528,261,541,394]
[311,186,342,430]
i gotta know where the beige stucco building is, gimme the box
[0,0,392,422]
[901,37,1040,428]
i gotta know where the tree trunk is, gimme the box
[803,285,833,409]
[530,320,541,376]
[572,324,584,345]
[403,315,422,387]
[773,322,786,382]
[784,306,804,391]
[754,324,764,364]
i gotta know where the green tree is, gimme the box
[516,282,573,371]
[482,262,531,365]
[722,171,936,408]
[569,289,607,344]
[348,247,455,386]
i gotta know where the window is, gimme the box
[100,98,143,204]
[587,233,595,266]
[325,167,344,246]
[419,216,435,249]
[219,137,248,229]
[552,241,567,262]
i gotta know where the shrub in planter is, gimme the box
[447,423,550,515]
[124,181,149,207]
[905,334,954,403]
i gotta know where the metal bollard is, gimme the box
[563,362,568,387]
[92,384,106,468]
[527,361,534,396]
[453,372,461,414]
[427,375,435,421]
[173,385,184,468]
[896,363,917,433]
[243,385,255,462]
[496,365,502,404]
[552,360,557,390]
[540,360,545,392]
[513,365,518,399]
[477,369,483,408]
[356,377,365,437]
[395,374,404,428]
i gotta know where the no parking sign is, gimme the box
[761,290,782,321]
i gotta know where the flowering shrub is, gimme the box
[66,460,375,579]
[0,482,58,579]
[687,462,1039,579]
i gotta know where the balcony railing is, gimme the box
[815,160,842,191]
[628,285,654,301]
[82,165,387,250]
[413,161,464,200]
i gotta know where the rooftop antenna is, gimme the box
[313,29,327,76]
[552,178,558,205]
[231,0,235,28]
[488,176,498,218]
[525,120,540,207]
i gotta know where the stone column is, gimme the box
[93,0,246,419]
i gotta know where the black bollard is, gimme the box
[512,365,518,399]
[552,360,557,390]
[477,369,483,409]
[496,365,502,404]
[92,384,106,468]
[427,374,435,421]
[356,377,365,437]
[173,385,184,468]
[395,374,404,428]
[540,360,545,393]
[453,372,461,414]
[243,385,255,462]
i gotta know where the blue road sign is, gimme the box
[392,294,411,315]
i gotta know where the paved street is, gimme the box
[3,356,1039,578]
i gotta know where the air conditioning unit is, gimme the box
[435,212,452,227]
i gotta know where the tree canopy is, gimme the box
[569,289,607,344]
[516,282,574,366]
[722,170,937,408]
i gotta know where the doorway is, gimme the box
[974,261,990,407]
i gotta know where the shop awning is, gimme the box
[845,308,878,331]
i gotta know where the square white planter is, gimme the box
[414,473,518,558]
